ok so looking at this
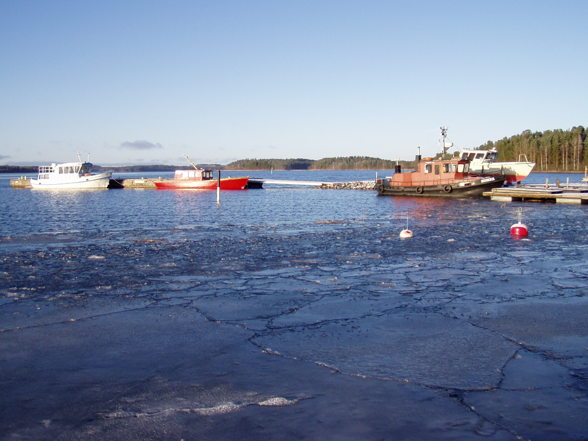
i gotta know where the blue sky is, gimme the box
[1,0,586,165]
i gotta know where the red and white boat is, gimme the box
[155,168,248,190]
[458,148,535,184]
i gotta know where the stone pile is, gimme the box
[319,180,376,190]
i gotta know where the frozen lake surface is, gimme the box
[1,171,587,440]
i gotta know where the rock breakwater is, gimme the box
[319,180,376,190]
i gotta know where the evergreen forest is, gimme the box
[224,158,313,170]
[225,156,403,170]
[479,126,586,171]
[227,127,587,172]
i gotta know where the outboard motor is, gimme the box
[394,164,402,173]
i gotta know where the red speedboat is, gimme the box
[155,168,248,190]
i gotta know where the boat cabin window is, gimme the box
[487,151,497,161]
[434,165,440,175]
[443,163,455,173]
[425,163,432,173]
[58,166,77,174]
[475,153,485,159]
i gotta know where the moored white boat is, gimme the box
[30,160,112,189]
[458,148,535,184]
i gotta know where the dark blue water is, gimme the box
[1,170,588,441]
[0,170,583,240]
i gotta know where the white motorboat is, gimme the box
[458,148,535,184]
[30,160,112,189]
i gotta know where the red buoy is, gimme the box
[510,208,529,238]
[510,222,528,237]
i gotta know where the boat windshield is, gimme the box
[457,163,469,173]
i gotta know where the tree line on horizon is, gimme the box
[224,156,407,170]
[1,127,585,172]
[479,126,586,171]
[229,127,587,172]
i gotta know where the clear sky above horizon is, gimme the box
[1,0,587,166]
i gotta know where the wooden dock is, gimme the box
[484,184,588,204]
[9,177,32,188]
[116,178,160,189]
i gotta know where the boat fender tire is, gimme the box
[444,185,453,193]
[416,186,424,194]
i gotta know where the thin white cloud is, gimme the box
[120,140,163,150]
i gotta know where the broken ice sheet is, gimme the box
[255,312,518,390]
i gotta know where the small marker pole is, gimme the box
[216,170,221,205]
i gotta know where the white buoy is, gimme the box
[399,229,414,238]
[510,208,528,238]
[399,214,413,238]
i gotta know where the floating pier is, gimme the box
[8,176,375,190]
[484,183,588,204]
[8,177,159,189]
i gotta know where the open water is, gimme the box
[1,170,588,441]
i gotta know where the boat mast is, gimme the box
[440,126,448,156]
[185,155,200,170]
[440,126,453,157]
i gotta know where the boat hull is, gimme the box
[154,176,249,190]
[377,177,505,197]
[30,172,112,189]
[469,162,535,184]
